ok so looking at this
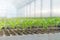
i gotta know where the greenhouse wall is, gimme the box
[17,0,60,17]
[0,0,60,18]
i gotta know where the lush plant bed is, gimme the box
[0,17,60,30]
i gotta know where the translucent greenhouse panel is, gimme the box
[18,7,25,17]
[35,0,41,17]
[18,1,35,17]
[42,0,50,17]
[26,4,31,17]
[31,0,41,17]
[28,3,32,17]
[24,5,27,17]
[17,1,34,17]
[52,0,60,17]
[30,1,35,17]
[13,0,35,9]
[20,0,41,17]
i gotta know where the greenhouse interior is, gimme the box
[0,0,60,40]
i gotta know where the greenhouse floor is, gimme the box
[0,33,60,40]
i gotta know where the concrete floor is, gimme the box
[0,33,60,40]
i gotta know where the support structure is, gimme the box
[40,0,43,17]
[50,0,52,17]
[34,0,36,17]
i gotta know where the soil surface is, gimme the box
[0,27,60,36]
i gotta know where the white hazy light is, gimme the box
[0,0,17,18]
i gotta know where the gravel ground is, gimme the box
[0,33,60,40]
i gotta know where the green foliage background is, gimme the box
[0,17,60,30]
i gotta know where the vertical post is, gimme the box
[40,0,43,17]
[29,3,31,17]
[27,5,29,17]
[27,6,28,18]
[25,6,27,17]
[50,0,52,17]
[34,0,36,17]
[27,5,28,17]
[17,9,18,17]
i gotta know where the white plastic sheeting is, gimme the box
[0,0,34,18]
[0,0,60,17]
[20,0,60,17]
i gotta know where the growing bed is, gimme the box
[0,17,60,36]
